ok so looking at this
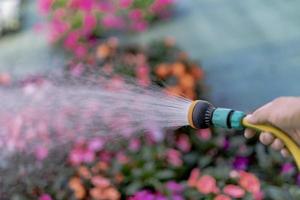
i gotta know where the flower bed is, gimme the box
[1,39,299,200]
[38,0,174,57]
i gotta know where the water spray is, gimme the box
[187,100,300,170]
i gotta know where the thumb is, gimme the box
[246,102,273,124]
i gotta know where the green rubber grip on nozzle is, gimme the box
[212,108,232,129]
[212,108,246,130]
[230,111,246,130]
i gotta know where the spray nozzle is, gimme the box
[187,100,245,130]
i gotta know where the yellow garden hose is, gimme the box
[242,119,300,170]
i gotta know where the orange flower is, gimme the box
[196,175,219,194]
[96,44,111,59]
[68,177,86,199]
[187,168,201,187]
[91,161,109,174]
[90,187,121,200]
[172,62,186,77]
[183,90,196,100]
[223,184,245,198]
[91,175,111,188]
[103,187,121,200]
[114,173,124,183]
[179,74,195,90]
[238,171,261,194]
[97,161,109,171]
[155,63,170,79]
[214,194,231,200]
[90,187,103,200]
[77,166,91,179]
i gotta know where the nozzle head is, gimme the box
[188,100,215,129]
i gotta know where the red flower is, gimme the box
[253,191,264,200]
[83,13,97,35]
[214,194,231,200]
[38,194,52,200]
[197,128,212,140]
[223,184,245,198]
[187,168,200,187]
[238,171,261,194]
[196,175,219,194]
[119,0,133,9]
[102,14,124,29]
[129,9,143,21]
[176,134,191,152]
[166,149,182,167]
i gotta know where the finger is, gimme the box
[271,138,284,151]
[281,148,290,157]
[247,102,273,124]
[259,132,274,145]
[244,128,256,138]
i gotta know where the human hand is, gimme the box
[244,97,300,157]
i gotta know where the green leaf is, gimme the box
[133,0,154,8]
[155,170,175,180]
[126,181,143,195]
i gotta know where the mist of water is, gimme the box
[0,75,192,162]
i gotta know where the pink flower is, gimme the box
[98,1,115,13]
[102,14,124,29]
[71,0,93,11]
[151,0,173,13]
[39,194,52,200]
[91,176,110,188]
[281,163,295,174]
[238,171,261,194]
[34,146,49,161]
[214,194,231,200]
[166,181,183,194]
[223,185,245,198]
[70,63,84,77]
[69,148,84,165]
[83,148,95,163]
[119,0,133,9]
[129,138,141,151]
[136,65,150,87]
[99,151,113,162]
[75,45,88,58]
[253,191,264,200]
[129,9,143,21]
[63,31,80,50]
[38,0,53,14]
[130,20,148,32]
[48,20,70,42]
[136,65,149,78]
[196,175,219,194]
[116,152,129,164]
[88,137,104,152]
[176,134,191,152]
[82,13,97,35]
[197,128,212,140]
[187,168,201,187]
[166,149,182,167]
